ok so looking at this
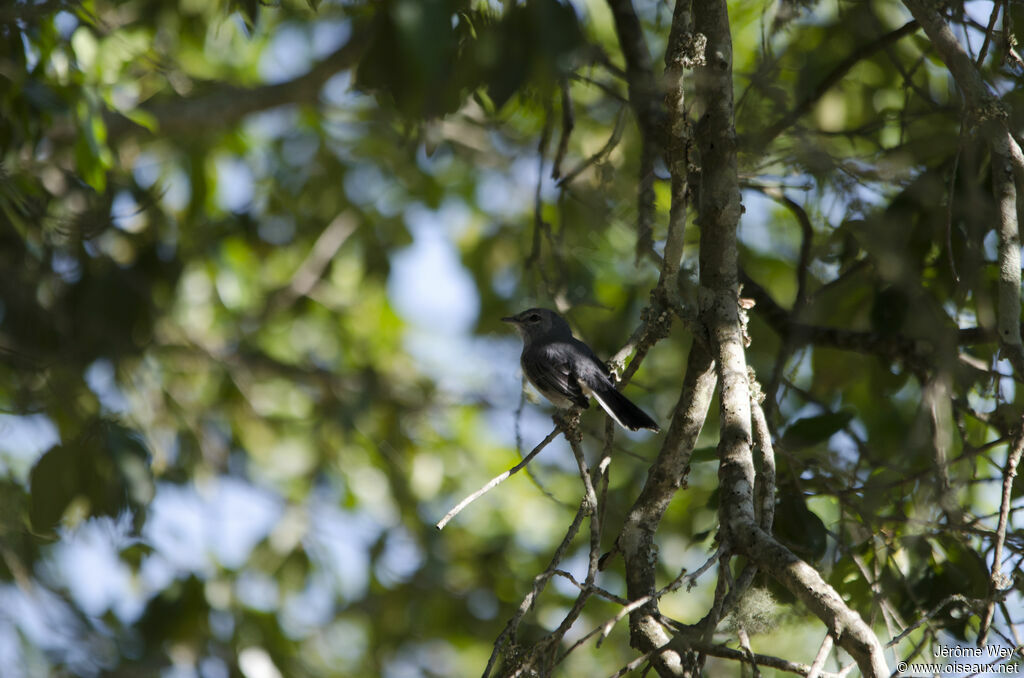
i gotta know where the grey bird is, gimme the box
[502,308,659,432]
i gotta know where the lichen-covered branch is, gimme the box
[660,2,701,285]
[618,344,717,676]
[693,0,889,675]
[992,150,1024,374]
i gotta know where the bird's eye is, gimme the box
[527,314,541,322]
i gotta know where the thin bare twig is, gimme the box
[737,626,760,677]
[550,569,628,604]
[978,422,1024,644]
[267,211,357,313]
[561,544,723,662]
[435,425,561,530]
[946,124,965,283]
[750,384,776,532]
[689,639,853,678]
[998,601,1022,648]
[806,633,834,678]
[757,20,920,146]
[513,379,566,506]
[607,647,662,678]
[482,495,590,678]
[555,107,627,187]
[975,0,1003,68]
[605,0,662,265]
[661,544,723,596]
[551,78,575,180]
[887,594,977,647]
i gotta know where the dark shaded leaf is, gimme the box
[28,421,153,533]
[781,410,853,449]
[773,487,828,562]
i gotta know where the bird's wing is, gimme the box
[567,340,659,431]
[524,343,590,408]
[531,339,659,432]
[567,339,617,392]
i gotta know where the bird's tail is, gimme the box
[590,385,659,432]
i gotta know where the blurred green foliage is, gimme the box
[0,0,1022,676]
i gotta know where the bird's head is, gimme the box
[501,308,570,343]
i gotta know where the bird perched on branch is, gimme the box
[502,308,659,432]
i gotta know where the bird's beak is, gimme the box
[501,315,518,324]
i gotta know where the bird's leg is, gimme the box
[552,408,583,444]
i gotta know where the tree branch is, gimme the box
[606,0,663,264]
[806,633,835,678]
[974,0,1003,69]
[977,420,1024,644]
[923,373,962,523]
[435,424,561,530]
[483,494,590,678]
[992,148,1024,374]
[265,211,357,315]
[94,32,370,143]
[659,2,702,288]
[892,0,1024,379]
[694,0,889,674]
[675,638,853,678]
[750,382,776,532]
[757,20,920,147]
[737,270,1011,372]
[618,344,717,676]
[556,106,628,187]
[0,0,77,22]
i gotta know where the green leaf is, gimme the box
[0,480,28,537]
[478,0,584,109]
[28,421,153,533]
[355,0,468,118]
[74,133,107,193]
[690,445,717,463]
[123,108,159,133]
[73,98,111,192]
[935,535,988,599]
[781,410,853,449]
[773,488,828,562]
